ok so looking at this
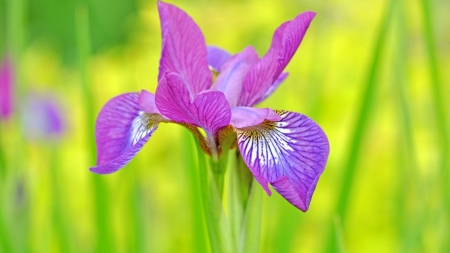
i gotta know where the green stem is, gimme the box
[195,138,235,253]
[237,178,262,253]
[324,1,396,252]
[182,130,208,252]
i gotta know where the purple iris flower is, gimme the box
[90,1,329,211]
[0,55,13,120]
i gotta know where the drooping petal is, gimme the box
[0,56,13,119]
[158,2,211,97]
[138,89,160,114]
[212,46,259,107]
[230,107,280,128]
[155,73,231,136]
[90,93,159,174]
[254,72,289,105]
[235,110,329,211]
[207,46,231,72]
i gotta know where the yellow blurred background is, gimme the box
[1,0,449,252]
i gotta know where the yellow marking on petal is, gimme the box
[209,65,220,83]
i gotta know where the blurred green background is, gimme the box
[1,0,449,252]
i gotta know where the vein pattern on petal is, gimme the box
[90,93,159,174]
[235,110,329,211]
[158,2,211,97]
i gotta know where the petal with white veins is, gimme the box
[90,93,160,174]
[235,110,329,211]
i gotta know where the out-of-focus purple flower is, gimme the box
[90,1,329,211]
[0,55,14,120]
[21,92,65,140]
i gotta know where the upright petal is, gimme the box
[235,110,329,211]
[212,46,259,107]
[254,72,289,105]
[158,2,211,97]
[156,73,231,136]
[90,93,159,174]
[238,51,278,107]
[207,46,231,72]
[0,56,13,119]
[273,11,316,79]
[238,12,315,107]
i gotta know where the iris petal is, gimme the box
[156,73,231,136]
[230,107,280,128]
[138,89,161,114]
[158,2,211,98]
[212,46,259,107]
[274,11,316,79]
[235,110,329,211]
[254,72,289,105]
[238,12,315,107]
[90,93,159,174]
[207,46,231,72]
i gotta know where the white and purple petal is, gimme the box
[155,73,231,136]
[235,110,329,211]
[207,46,231,72]
[212,46,259,108]
[158,2,211,97]
[90,93,159,174]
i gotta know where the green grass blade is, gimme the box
[417,1,450,250]
[75,5,113,253]
[393,2,424,251]
[324,1,397,252]
[49,147,72,253]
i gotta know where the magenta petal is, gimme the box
[0,56,13,119]
[230,107,280,128]
[238,51,278,107]
[156,73,231,135]
[90,93,158,174]
[255,72,289,104]
[158,2,211,96]
[138,89,160,114]
[274,11,315,78]
[212,46,259,107]
[236,110,329,211]
[207,46,231,72]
